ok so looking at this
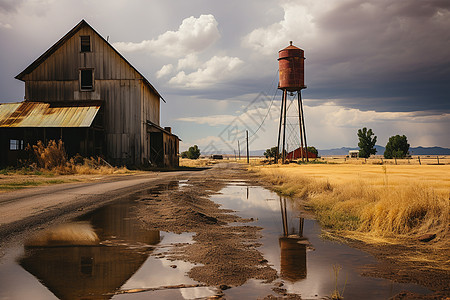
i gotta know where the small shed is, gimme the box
[349,150,359,158]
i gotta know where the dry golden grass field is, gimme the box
[250,161,450,270]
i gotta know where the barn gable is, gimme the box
[15,19,163,101]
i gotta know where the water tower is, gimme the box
[276,41,309,163]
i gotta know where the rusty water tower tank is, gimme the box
[278,41,305,91]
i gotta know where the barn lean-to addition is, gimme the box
[0,20,179,168]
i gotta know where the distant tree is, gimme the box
[357,127,377,158]
[307,146,318,156]
[384,135,409,159]
[181,145,201,159]
[264,146,280,160]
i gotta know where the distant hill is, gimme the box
[318,146,450,156]
[317,147,359,156]
[409,147,450,155]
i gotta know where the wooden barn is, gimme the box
[0,20,179,168]
[286,147,317,160]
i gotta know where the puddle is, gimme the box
[0,182,431,299]
[0,182,216,300]
[212,185,430,299]
[178,179,191,188]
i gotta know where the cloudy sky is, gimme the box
[1,0,449,152]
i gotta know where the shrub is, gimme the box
[384,135,409,159]
[182,145,201,160]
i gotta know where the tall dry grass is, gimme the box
[26,140,128,175]
[179,158,217,168]
[252,164,450,254]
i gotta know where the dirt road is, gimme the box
[0,170,199,251]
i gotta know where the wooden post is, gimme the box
[437,156,440,165]
[246,130,249,164]
[418,156,421,165]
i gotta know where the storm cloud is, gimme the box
[0,0,449,149]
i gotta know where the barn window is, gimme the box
[80,36,91,52]
[80,69,94,90]
[10,139,24,150]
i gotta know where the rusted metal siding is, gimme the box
[278,42,306,91]
[0,102,100,127]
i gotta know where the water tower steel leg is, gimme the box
[283,198,289,236]
[299,91,309,162]
[282,89,288,164]
[276,93,285,164]
[297,92,305,162]
[280,196,287,236]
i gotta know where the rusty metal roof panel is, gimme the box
[0,102,100,127]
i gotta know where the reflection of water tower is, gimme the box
[276,41,309,163]
[279,197,308,282]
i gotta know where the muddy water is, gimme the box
[0,181,430,299]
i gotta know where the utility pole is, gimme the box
[238,140,240,160]
[246,130,249,164]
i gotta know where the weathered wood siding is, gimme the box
[140,82,160,164]
[21,25,160,166]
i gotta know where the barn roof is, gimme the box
[146,120,181,141]
[0,102,100,127]
[15,19,165,102]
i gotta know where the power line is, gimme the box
[236,70,279,144]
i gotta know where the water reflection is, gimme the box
[279,196,307,282]
[213,184,430,299]
[18,200,160,300]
